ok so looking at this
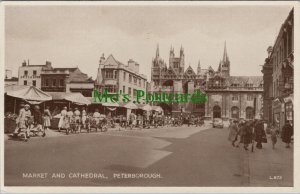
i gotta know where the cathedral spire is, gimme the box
[197,60,201,75]
[223,41,229,63]
[156,43,159,58]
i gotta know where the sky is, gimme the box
[5,5,293,80]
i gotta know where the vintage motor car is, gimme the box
[213,118,224,128]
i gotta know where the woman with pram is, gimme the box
[32,105,45,137]
[43,106,52,134]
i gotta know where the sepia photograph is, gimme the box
[1,1,298,193]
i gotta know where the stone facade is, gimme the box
[95,54,147,102]
[41,67,94,97]
[262,8,294,129]
[149,43,263,120]
[18,61,52,88]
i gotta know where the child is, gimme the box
[270,125,277,149]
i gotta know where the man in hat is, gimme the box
[228,119,239,147]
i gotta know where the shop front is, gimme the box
[272,98,284,132]
[284,94,293,125]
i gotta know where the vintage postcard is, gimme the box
[0,1,299,193]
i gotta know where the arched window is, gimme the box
[231,106,239,119]
[213,105,221,118]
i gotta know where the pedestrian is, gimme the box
[240,121,252,150]
[33,105,44,137]
[14,104,32,141]
[228,119,239,147]
[254,120,266,149]
[13,103,25,136]
[270,124,277,149]
[43,106,52,134]
[93,108,101,125]
[74,107,81,131]
[81,107,87,129]
[129,112,136,129]
[58,107,67,132]
[281,121,293,148]
[187,115,191,127]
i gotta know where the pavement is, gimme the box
[244,134,293,187]
[3,124,293,187]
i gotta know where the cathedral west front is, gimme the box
[149,43,263,120]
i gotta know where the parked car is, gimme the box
[213,118,224,128]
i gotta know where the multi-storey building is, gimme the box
[95,54,147,101]
[149,44,263,119]
[41,67,94,97]
[18,60,52,88]
[262,8,294,129]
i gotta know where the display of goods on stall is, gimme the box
[4,112,18,134]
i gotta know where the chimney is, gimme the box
[128,59,135,71]
[22,60,27,67]
[45,61,52,69]
[99,53,105,66]
[135,63,140,73]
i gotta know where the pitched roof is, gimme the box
[53,67,77,72]
[227,76,263,87]
[103,55,121,67]
[184,66,196,75]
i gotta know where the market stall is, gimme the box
[120,101,138,120]
[47,92,91,129]
[4,85,52,133]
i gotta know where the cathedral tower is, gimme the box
[220,41,230,77]
[169,45,185,75]
[197,60,201,75]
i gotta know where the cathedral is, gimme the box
[149,43,264,120]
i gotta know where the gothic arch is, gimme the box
[213,105,221,118]
[245,106,254,119]
[231,106,239,119]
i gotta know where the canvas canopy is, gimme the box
[138,104,152,111]
[152,106,163,113]
[48,92,90,105]
[121,101,138,109]
[5,85,52,103]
